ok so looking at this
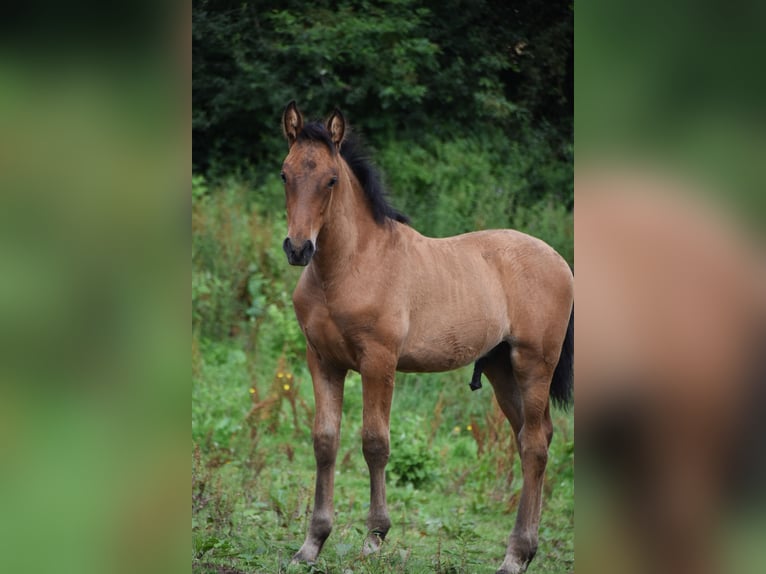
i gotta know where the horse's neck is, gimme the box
[311,173,382,284]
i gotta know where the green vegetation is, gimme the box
[193,0,572,174]
[193,1,572,572]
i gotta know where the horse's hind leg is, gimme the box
[293,348,347,564]
[484,344,554,574]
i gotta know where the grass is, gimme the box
[192,338,574,574]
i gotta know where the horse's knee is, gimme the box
[362,430,390,464]
[313,429,338,467]
[524,444,548,470]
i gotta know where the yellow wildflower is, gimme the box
[248,388,255,394]
[453,425,461,434]
[466,425,473,431]
[283,384,290,391]
[277,372,284,379]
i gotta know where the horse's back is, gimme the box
[410,227,572,311]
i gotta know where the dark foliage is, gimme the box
[192,0,573,175]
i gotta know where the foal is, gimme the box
[280,102,573,574]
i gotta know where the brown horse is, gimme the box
[279,101,573,574]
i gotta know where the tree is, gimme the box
[192,0,572,174]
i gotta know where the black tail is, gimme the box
[550,306,574,410]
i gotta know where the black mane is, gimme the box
[296,122,410,225]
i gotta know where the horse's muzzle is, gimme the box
[283,237,315,266]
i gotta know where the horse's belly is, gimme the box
[396,350,472,373]
[397,319,505,373]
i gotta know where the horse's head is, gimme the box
[280,101,346,266]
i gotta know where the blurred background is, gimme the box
[0,2,187,574]
[192,1,573,573]
[576,1,766,573]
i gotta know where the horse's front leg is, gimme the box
[359,352,396,555]
[293,348,347,564]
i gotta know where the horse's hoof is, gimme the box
[495,555,528,574]
[361,533,384,556]
[290,552,316,566]
[292,535,327,565]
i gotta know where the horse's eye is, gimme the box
[328,176,338,188]
[280,172,287,183]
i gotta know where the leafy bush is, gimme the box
[377,129,572,257]
[192,0,572,174]
[510,197,573,265]
[256,302,305,364]
[388,415,437,488]
[192,176,300,341]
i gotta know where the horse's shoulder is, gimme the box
[292,272,326,318]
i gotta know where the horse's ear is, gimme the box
[282,101,303,147]
[326,108,346,150]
